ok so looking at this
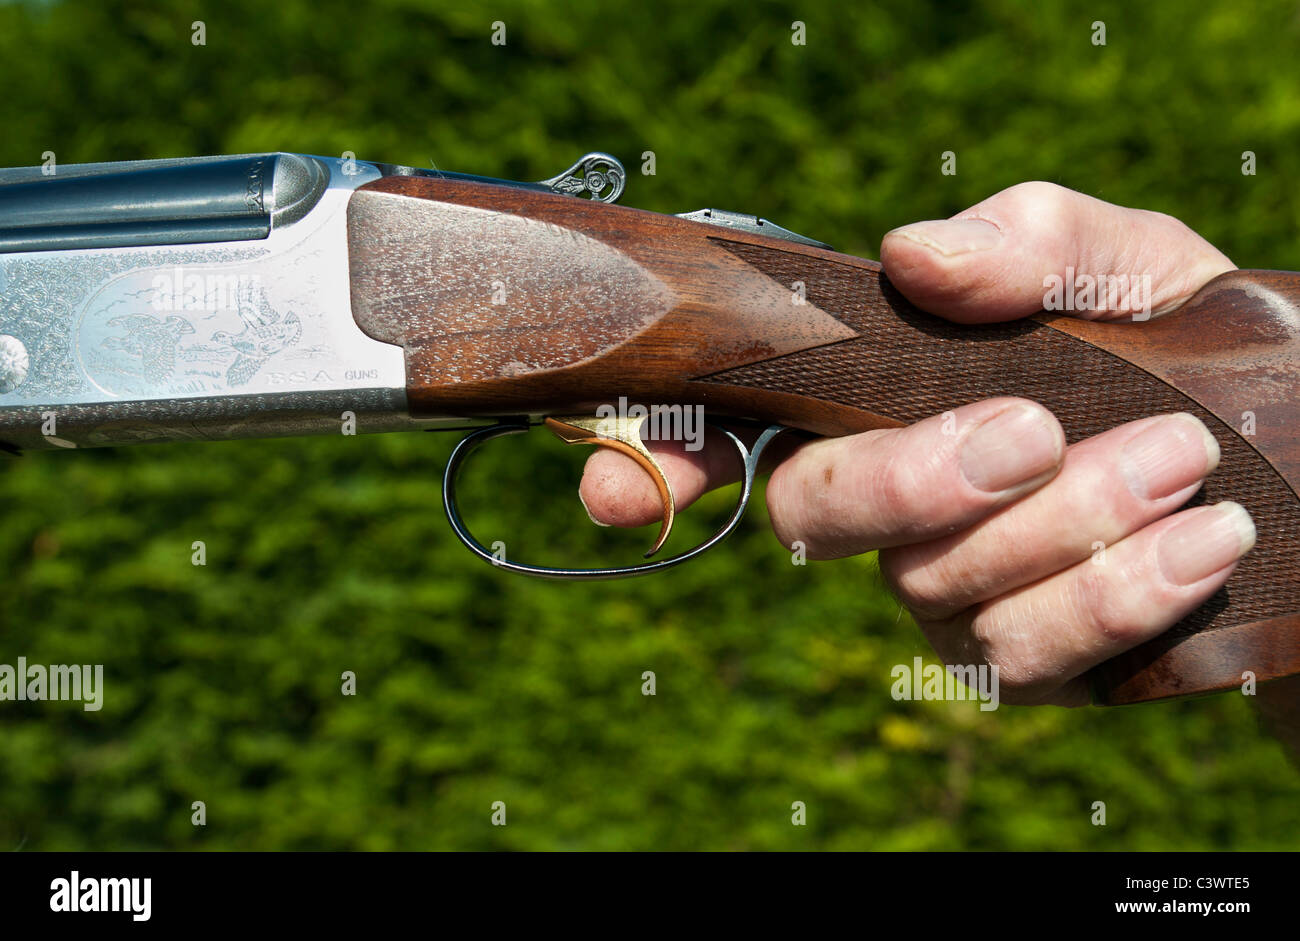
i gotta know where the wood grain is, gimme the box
[347,176,1300,705]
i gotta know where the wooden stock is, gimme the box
[346,176,1300,705]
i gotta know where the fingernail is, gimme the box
[1121,413,1220,500]
[960,404,1063,493]
[888,218,1003,256]
[1157,502,1255,586]
[577,490,611,527]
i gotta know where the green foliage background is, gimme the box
[1,0,1298,850]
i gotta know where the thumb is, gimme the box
[879,181,1235,324]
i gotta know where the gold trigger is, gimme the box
[544,414,677,558]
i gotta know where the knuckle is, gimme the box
[877,549,923,608]
[879,549,966,621]
[863,446,935,536]
[999,180,1075,219]
[869,456,913,522]
[965,607,1047,693]
[1053,460,1127,540]
[1069,563,1150,645]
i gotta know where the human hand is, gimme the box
[578,182,1254,706]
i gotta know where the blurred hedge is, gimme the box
[0,0,1297,850]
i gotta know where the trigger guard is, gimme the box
[441,419,788,580]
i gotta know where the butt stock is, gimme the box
[346,175,1300,705]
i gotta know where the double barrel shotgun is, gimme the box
[0,151,1296,705]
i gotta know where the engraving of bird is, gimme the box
[101,314,196,383]
[209,305,302,386]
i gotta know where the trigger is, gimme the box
[544,414,677,558]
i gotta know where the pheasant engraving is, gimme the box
[100,314,196,383]
[208,300,302,387]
